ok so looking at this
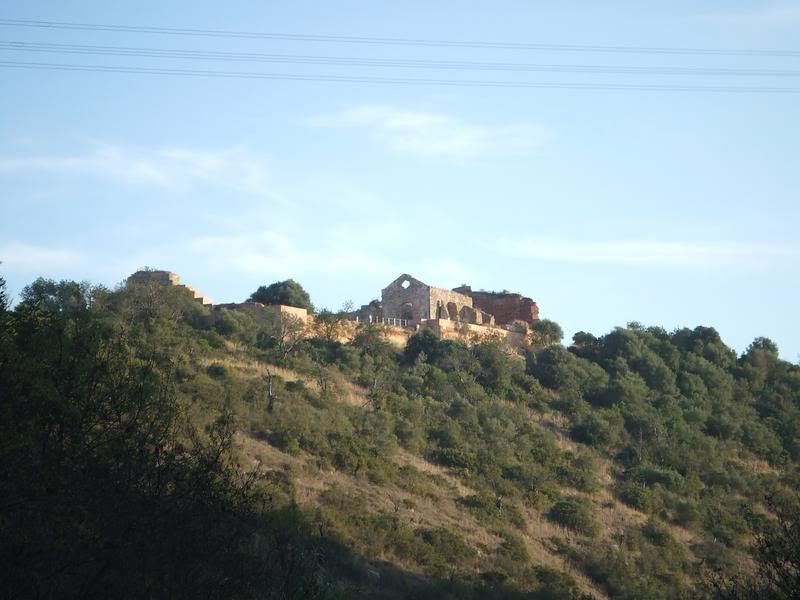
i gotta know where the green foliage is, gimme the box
[0,279,337,599]
[206,362,228,379]
[570,410,623,449]
[249,278,313,310]
[547,498,599,537]
[617,481,662,514]
[578,524,690,600]
[0,269,8,312]
[5,271,800,600]
[319,486,476,579]
[530,319,564,346]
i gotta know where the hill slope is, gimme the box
[2,275,799,599]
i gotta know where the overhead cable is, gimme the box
[1,18,799,57]
[2,60,799,93]
[1,40,799,77]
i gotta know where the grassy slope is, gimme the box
[189,350,703,599]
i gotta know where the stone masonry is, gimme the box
[124,269,539,351]
[127,269,214,306]
[380,274,494,325]
[452,286,539,327]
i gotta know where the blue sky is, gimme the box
[1,1,799,359]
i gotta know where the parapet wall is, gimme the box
[277,304,310,324]
[421,318,528,350]
[330,318,524,350]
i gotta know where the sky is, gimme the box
[1,1,799,360]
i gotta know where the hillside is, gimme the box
[2,274,799,599]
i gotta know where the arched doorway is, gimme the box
[401,302,414,320]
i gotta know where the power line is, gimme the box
[2,60,799,93]
[1,18,799,57]
[2,40,800,77]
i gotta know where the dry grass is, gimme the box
[733,455,779,476]
[235,430,608,598]
[199,354,373,408]
[224,357,702,599]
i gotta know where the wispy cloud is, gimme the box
[309,105,548,160]
[496,239,800,267]
[0,242,85,272]
[184,231,388,276]
[0,143,272,195]
[705,3,800,29]
[181,225,473,285]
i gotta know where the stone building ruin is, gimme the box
[368,273,539,331]
[127,269,213,306]
[452,286,539,328]
[379,274,495,326]
[127,269,540,350]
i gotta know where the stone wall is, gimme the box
[127,270,213,306]
[382,274,482,324]
[381,274,490,326]
[453,286,539,326]
[124,270,538,354]
[381,274,433,321]
[278,304,310,324]
[422,318,528,351]
[128,270,180,285]
[213,301,265,311]
[428,287,473,321]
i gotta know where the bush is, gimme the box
[570,411,623,449]
[617,481,662,514]
[249,279,313,310]
[557,452,600,493]
[547,498,599,537]
[206,363,228,379]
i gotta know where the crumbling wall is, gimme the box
[127,269,213,306]
[429,287,473,321]
[382,274,483,324]
[213,301,265,311]
[453,286,539,326]
[423,318,528,351]
[381,274,432,321]
[127,270,180,285]
[354,300,382,323]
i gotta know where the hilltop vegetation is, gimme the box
[1,274,799,599]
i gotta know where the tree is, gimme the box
[351,322,395,409]
[530,319,564,347]
[404,328,441,365]
[314,302,353,343]
[249,279,313,311]
[0,265,7,312]
[0,278,336,599]
[256,309,307,360]
[473,339,513,396]
[707,494,800,599]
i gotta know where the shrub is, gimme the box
[547,498,599,537]
[206,363,228,379]
[617,481,661,514]
[571,411,623,449]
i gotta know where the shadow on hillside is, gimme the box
[291,510,588,600]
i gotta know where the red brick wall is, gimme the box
[464,292,539,326]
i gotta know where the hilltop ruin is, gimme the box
[127,270,540,349]
[359,273,539,331]
[127,270,214,306]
